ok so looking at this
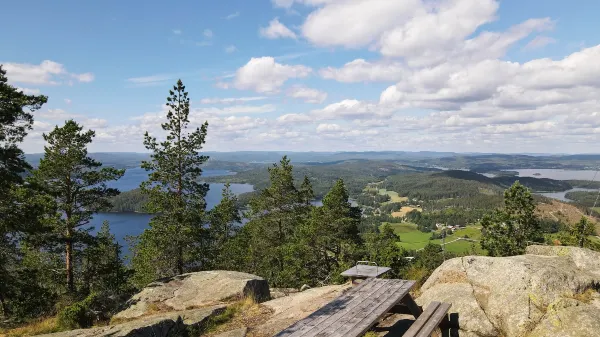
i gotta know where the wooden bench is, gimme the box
[274,278,418,337]
[402,301,452,337]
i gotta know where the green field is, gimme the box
[382,222,484,254]
[378,188,409,203]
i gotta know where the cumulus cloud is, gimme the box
[232,57,312,93]
[200,96,267,104]
[260,18,297,39]
[3,60,94,85]
[286,86,327,103]
[320,59,405,82]
[313,99,393,120]
[277,113,314,124]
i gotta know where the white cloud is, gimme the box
[524,36,557,50]
[3,60,94,85]
[225,12,240,20]
[37,109,80,120]
[286,86,327,103]
[16,87,41,95]
[193,104,276,115]
[313,99,393,120]
[260,18,297,39]
[127,74,178,86]
[277,113,314,124]
[64,98,72,104]
[203,29,214,38]
[316,123,341,133]
[232,57,312,93]
[302,0,421,48]
[200,96,267,104]
[225,45,237,53]
[172,29,182,35]
[320,59,405,82]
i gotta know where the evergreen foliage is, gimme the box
[480,181,541,256]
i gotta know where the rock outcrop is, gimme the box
[416,245,600,337]
[114,271,270,320]
[37,305,225,337]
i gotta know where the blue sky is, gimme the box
[3,0,600,153]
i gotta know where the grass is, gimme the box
[201,296,273,336]
[391,206,423,218]
[382,222,484,254]
[378,189,408,203]
[0,317,62,337]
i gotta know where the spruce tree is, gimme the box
[480,181,540,256]
[208,183,241,268]
[243,156,311,286]
[32,120,124,292]
[301,179,361,283]
[132,80,209,285]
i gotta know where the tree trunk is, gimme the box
[177,246,184,275]
[66,228,74,292]
[0,291,9,317]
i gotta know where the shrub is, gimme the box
[57,293,97,330]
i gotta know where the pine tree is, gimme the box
[243,156,311,287]
[0,65,48,317]
[480,181,540,256]
[208,183,241,268]
[81,221,131,295]
[302,179,362,282]
[132,80,209,285]
[32,120,124,292]
[572,216,595,248]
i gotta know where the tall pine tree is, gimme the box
[0,65,49,317]
[32,120,124,292]
[132,80,209,287]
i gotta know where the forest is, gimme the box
[2,67,598,336]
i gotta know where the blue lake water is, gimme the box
[538,187,599,202]
[509,169,600,180]
[90,168,252,254]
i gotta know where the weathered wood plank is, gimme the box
[415,302,451,337]
[330,280,414,337]
[310,279,400,337]
[340,265,391,278]
[274,279,374,337]
[301,279,394,337]
[402,302,441,337]
[275,278,417,337]
[275,278,387,337]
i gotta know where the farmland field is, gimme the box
[378,188,409,203]
[382,222,484,254]
[391,206,423,218]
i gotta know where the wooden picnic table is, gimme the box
[274,278,422,337]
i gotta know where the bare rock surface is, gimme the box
[114,271,270,320]
[416,245,600,337]
[37,305,224,337]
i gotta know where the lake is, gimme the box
[509,169,600,180]
[90,168,253,253]
[538,187,599,202]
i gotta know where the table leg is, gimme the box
[401,294,423,318]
